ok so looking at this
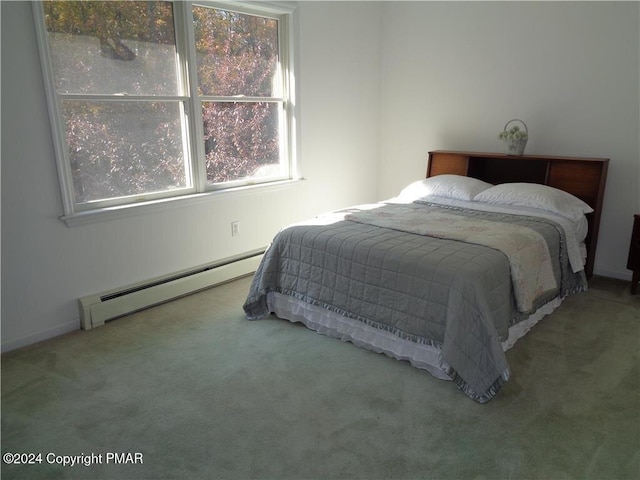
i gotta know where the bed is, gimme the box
[243,150,609,402]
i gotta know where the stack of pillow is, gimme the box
[397,174,593,222]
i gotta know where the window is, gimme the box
[34,1,297,221]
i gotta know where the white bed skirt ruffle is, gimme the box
[266,292,565,382]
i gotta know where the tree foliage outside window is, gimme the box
[38,1,294,212]
[192,6,282,184]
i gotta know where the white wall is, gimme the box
[378,1,640,280]
[0,1,382,351]
[2,1,638,352]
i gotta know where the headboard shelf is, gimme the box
[427,150,609,278]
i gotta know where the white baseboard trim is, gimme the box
[592,267,632,281]
[1,319,79,353]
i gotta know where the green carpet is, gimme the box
[2,276,639,480]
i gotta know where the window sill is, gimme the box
[60,178,305,227]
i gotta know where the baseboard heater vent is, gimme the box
[79,250,264,330]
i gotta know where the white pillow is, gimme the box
[474,183,593,221]
[398,175,493,202]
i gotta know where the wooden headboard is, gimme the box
[427,150,609,279]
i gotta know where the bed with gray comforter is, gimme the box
[243,201,587,403]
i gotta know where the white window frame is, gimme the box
[33,1,300,226]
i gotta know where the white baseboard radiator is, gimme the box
[78,249,264,330]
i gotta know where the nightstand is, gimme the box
[628,214,640,294]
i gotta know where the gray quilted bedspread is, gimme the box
[243,202,587,402]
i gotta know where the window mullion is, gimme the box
[178,1,207,193]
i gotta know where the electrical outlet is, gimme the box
[231,221,240,237]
